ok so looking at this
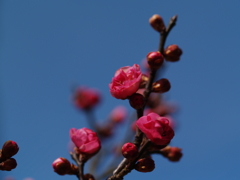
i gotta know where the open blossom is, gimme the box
[136,113,174,145]
[70,128,101,155]
[73,87,100,110]
[109,64,142,99]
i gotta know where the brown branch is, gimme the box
[158,15,178,53]
[71,152,85,180]
[107,14,178,180]
[107,140,152,180]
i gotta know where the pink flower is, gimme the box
[109,106,127,123]
[73,87,100,110]
[70,128,101,155]
[109,64,142,99]
[136,113,174,145]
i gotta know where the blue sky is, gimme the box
[1,1,240,180]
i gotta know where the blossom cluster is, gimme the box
[1,13,183,180]
[51,13,183,180]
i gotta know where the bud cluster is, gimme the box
[0,141,19,171]
[51,13,184,180]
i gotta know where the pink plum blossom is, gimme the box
[109,64,142,99]
[136,113,174,145]
[70,128,101,155]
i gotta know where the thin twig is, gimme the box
[71,152,85,180]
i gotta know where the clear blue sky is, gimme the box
[1,1,240,180]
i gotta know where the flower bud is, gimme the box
[149,14,165,33]
[122,143,138,160]
[52,157,72,175]
[109,106,127,123]
[152,78,171,93]
[164,44,182,62]
[135,158,155,173]
[73,87,100,110]
[161,146,183,162]
[147,52,164,70]
[97,126,113,137]
[84,173,95,180]
[1,140,19,160]
[129,93,145,110]
[139,74,149,88]
[0,158,17,171]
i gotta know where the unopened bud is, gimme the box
[164,44,182,62]
[122,143,138,160]
[152,78,171,93]
[140,74,149,88]
[149,14,165,33]
[147,52,164,70]
[110,106,127,123]
[52,157,72,175]
[73,87,100,110]
[84,173,95,180]
[0,158,17,171]
[129,93,145,109]
[161,146,182,162]
[135,158,155,173]
[1,140,19,160]
[97,126,113,137]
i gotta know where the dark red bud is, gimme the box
[52,157,72,175]
[152,78,171,93]
[160,146,183,162]
[1,140,19,160]
[0,158,17,171]
[164,45,182,62]
[122,143,138,160]
[147,52,164,70]
[135,158,155,172]
[129,93,145,110]
[84,173,95,180]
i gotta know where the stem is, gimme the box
[84,109,97,131]
[71,153,85,180]
[158,15,178,53]
[108,140,151,180]
[107,14,178,180]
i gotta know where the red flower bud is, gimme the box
[164,44,182,62]
[97,126,113,137]
[52,157,72,175]
[129,93,145,110]
[149,14,165,33]
[73,87,100,110]
[147,52,164,70]
[122,143,138,160]
[135,158,155,173]
[152,78,171,93]
[0,158,17,171]
[1,140,19,160]
[161,146,183,162]
[84,173,95,180]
